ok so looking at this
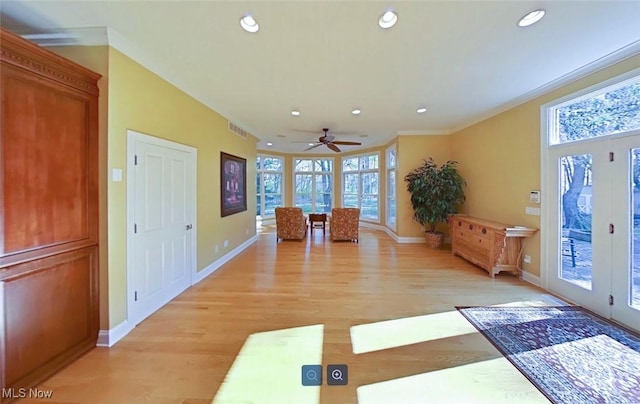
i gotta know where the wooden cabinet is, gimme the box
[0,28,100,394]
[449,215,537,278]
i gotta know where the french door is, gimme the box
[547,132,640,332]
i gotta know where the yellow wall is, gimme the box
[451,54,640,277]
[50,46,110,329]
[107,48,258,326]
[52,46,258,328]
[397,135,452,238]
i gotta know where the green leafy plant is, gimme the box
[404,158,466,234]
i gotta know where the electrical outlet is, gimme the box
[224,240,229,248]
[215,245,219,253]
[246,228,249,235]
[524,254,531,264]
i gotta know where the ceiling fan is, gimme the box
[304,128,362,153]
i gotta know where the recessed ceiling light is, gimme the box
[240,15,260,33]
[352,109,361,115]
[291,110,300,116]
[378,10,398,29]
[518,9,545,27]
[308,143,315,146]
[266,142,273,147]
[417,107,427,114]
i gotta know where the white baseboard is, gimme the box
[359,221,387,232]
[396,236,427,243]
[521,270,542,287]
[194,235,258,284]
[358,221,407,243]
[96,319,135,347]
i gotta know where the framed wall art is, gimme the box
[221,152,247,217]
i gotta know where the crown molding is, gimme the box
[396,130,451,136]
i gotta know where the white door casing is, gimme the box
[127,130,197,326]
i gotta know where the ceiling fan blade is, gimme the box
[304,143,324,151]
[332,141,362,146]
[327,143,341,153]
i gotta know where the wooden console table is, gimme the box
[449,215,538,278]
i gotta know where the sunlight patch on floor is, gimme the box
[212,324,323,404]
[491,296,570,307]
[356,357,549,404]
[350,311,477,354]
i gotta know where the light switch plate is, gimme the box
[525,206,541,216]
[112,168,123,182]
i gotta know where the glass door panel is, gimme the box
[547,143,611,318]
[559,154,593,290]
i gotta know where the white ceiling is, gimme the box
[2,1,640,154]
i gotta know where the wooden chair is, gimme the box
[330,208,360,242]
[275,207,307,241]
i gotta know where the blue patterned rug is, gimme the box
[457,306,640,404]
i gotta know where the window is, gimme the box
[386,144,397,230]
[256,155,283,218]
[548,73,640,145]
[342,153,379,221]
[294,158,334,214]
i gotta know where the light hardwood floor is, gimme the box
[17,227,559,404]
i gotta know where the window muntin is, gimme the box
[294,158,334,214]
[342,153,380,221]
[256,155,284,218]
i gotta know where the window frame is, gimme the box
[292,157,335,214]
[342,152,380,222]
[385,144,397,230]
[546,68,640,147]
[256,154,284,219]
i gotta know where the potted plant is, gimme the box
[404,158,466,248]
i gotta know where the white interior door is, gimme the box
[546,133,640,332]
[128,131,196,326]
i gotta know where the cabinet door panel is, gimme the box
[3,247,98,386]
[1,72,91,255]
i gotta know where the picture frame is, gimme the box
[220,152,247,217]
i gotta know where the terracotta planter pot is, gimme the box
[425,231,445,249]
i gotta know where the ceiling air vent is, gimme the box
[228,121,248,139]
